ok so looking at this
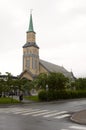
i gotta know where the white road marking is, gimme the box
[22,110,48,115]
[5,109,27,113]
[43,111,67,117]
[0,108,21,113]
[55,114,70,119]
[61,129,68,130]
[14,109,40,114]
[69,126,86,130]
[33,110,58,116]
[5,108,32,113]
[0,108,71,121]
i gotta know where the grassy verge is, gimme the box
[24,96,39,102]
[0,97,19,104]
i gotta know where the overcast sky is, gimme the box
[0,0,86,78]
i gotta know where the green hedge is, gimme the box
[38,90,48,101]
[38,90,86,101]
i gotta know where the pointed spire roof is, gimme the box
[28,12,34,32]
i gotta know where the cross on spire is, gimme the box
[30,9,33,14]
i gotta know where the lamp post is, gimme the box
[10,85,14,102]
[46,84,48,101]
[46,84,48,91]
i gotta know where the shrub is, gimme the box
[38,90,86,101]
[38,90,47,101]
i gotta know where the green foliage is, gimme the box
[0,97,19,104]
[38,90,86,101]
[0,72,13,96]
[24,96,39,101]
[20,78,31,91]
[38,90,47,101]
[75,78,86,90]
[0,72,36,97]
[35,73,48,89]
[35,72,69,91]
[48,72,69,90]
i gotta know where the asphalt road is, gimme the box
[0,99,86,130]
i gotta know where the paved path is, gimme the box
[13,96,33,103]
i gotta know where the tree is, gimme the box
[47,72,69,91]
[21,78,33,95]
[35,73,48,90]
[35,72,69,91]
[5,72,13,94]
[75,78,86,90]
[0,79,5,96]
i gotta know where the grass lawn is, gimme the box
[0,97,19,104]
[24,95,39,102]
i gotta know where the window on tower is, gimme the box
[24,51,26,55]
[32,58,35,69]
[26,59,30,68]
[32,57,37,70]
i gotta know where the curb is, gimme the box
[70,110,86,125]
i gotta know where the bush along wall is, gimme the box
[38,90,86,101]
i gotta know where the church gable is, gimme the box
[20,70,33,81]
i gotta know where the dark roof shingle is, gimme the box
[23,42,39,49]
[40,59,74,80]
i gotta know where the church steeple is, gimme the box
[28,13,34,32]
[25,12,36,43]
[23,12,39,76]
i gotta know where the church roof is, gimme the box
[39,59,74,80]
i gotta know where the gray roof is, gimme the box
[40,59,74,80]
[23,42,39,49]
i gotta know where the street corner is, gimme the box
[70,109,86,125]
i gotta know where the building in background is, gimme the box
[20,13,75,81]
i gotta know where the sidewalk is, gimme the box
[13,96,34,103]
[71,110,86,125]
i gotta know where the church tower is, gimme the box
[23,12,39,76]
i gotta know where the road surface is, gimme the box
[0,99,86,130]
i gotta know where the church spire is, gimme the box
[28,11,34,32]
[25,11,39,46]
